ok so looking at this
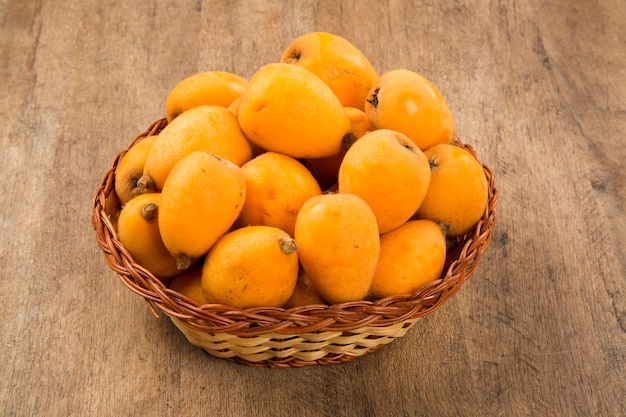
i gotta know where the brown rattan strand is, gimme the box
[91,119,498,365]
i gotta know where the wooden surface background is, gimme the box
[1,0,624,416]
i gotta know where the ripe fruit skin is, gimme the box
[227,96,242,117]
[283,269,328,308]
[304,107,374,190]
[114,135,157,205]
[140,105,252,191]
[158,152,246,267]
[338,129,431,234]
[165,71,248,121]
[294,193,380,304]
[415,144,488,236]
[280,32,378,110]
[237,63,352,159]
[369,220,447,299]
[365,69,455,151]
[237,152,322,237]
[117,193,187,281]
[168,266,208,305]
[201,226,299,308]
[343,106,376,139]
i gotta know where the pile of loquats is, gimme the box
[111,32,489,310]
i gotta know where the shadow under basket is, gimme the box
[91,118,499,368]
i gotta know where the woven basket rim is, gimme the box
[91,118,498,338]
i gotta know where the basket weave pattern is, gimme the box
[91,118,498,368]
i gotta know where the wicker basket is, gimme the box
[91,118,498,368]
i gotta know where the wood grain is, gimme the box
[1,0,624,416]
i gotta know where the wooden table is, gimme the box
[2,1,624,415]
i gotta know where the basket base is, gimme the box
[168,315,420,368]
